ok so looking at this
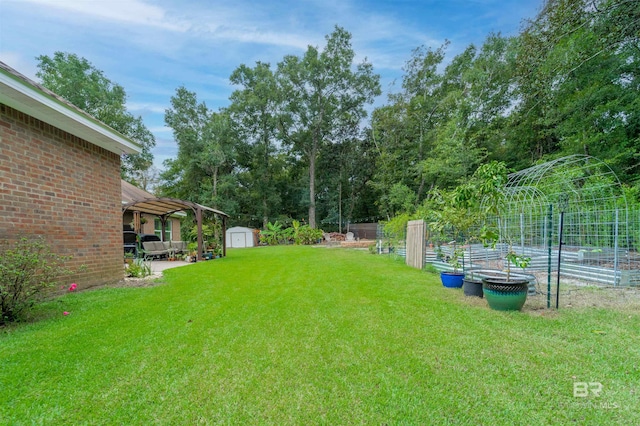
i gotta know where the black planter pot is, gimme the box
[463,278,483,298]
[482,277,529,311]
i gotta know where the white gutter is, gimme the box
[0,62,141,155]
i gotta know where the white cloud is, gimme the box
[13,0,189,32]
[148,125,173,135]
[127,102,167,115]
[207,26,314,51]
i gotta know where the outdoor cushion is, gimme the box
[171,241,187,253]
[142,241,169,258]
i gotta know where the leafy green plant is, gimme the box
[381,213,411,251]
[259,221,284,245]
[125,258,152,278]
[187,221,223,250]
[187,242,198,257]
[446,247,465,274]
[297,225,323,245]
[258,221,323,246]
[505,250,531,281]
[0,237,76,324]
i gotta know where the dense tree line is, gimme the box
[36,0,639,230]
[159,0,637,229]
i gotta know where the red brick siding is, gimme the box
[0,104,124,289]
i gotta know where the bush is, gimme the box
[125,258,153,278]
[0,237,75,324]
[259,222,324,245]
[297,225,323,245]
[259,221,284,245]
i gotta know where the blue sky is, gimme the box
[0,0,541,170]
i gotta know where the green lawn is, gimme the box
[1,246,638,424]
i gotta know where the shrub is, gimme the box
[125,258,153,278]
[259,222,323,245]
[259,221,284,245]
[297,225,324,245]
[0,237,75,324]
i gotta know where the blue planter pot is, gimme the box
[440,272,465,288]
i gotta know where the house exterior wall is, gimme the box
[123,212,182,241]
[0,104,123,289]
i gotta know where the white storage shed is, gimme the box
[226,226,256,248]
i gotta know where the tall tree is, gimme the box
[228,62,282,228]
[370,42,450,215]
[277,26,381,228]
[510,0,639,179]
[163,87,236,212]
[36,52,155,182]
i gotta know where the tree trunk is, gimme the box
[213,167,218,200]
[263,197,268,229]
[338,179,342,233]
[309,138,317,229]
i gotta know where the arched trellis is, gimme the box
[487,154,634,286]
[122,196,229,261]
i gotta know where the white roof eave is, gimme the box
[0,65,141,155]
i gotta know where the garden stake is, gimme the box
[547,204,553,309]
[556,209,565,309]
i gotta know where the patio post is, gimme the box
[196,207,203,261]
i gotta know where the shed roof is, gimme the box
[227,226,256,232]
[0,61,140,155]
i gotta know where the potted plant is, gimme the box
[427,189,474,289]
[458,162,508,297]
[462,225,499,297]
[186,242,198,262]
[481,245,531,311]
[462,271,483,297]
[440,245,465,288]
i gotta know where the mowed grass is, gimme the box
[1,246,638,424]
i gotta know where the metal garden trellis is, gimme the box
[484,154,638,295]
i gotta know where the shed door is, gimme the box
[231,232,246,248]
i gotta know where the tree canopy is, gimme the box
[160,2,638,230]
[38,1,640,232]
[36,52,156,184]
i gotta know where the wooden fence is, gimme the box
[406,220,426,270]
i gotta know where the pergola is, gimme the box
[121,181,229,260]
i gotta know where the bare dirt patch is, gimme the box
[460,280,640,315]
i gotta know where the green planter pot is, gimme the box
[482,278,528,311]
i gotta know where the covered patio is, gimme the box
[122,181,229,261]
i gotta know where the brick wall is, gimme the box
[0,104,124,289]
